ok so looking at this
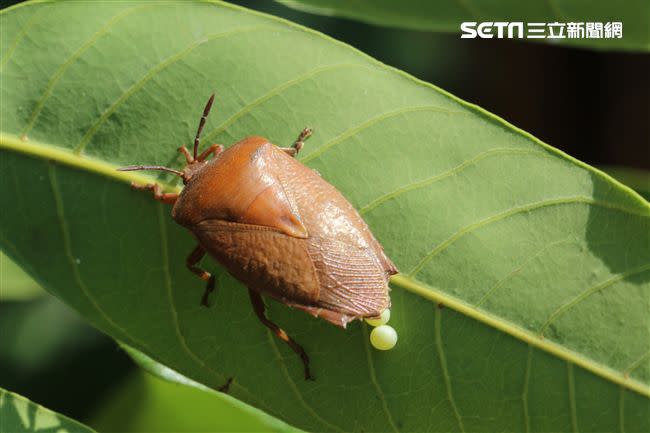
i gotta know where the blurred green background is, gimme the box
[1,0,648,431]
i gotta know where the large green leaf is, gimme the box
[278,0,650,51]
[1,1,648,432]
[0,387,95,433]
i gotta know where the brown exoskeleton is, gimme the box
[119,95,397,379]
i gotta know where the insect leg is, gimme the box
[197,144,224,162]
[178,145,194,163]
[185,245,216,307]
[131,183,178,205]
[281,127,313,157]
[248,289,314,380]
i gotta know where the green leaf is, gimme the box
[0,387,96,433]
[1,251,44,300]
[91,349,300,432]
[278,0,650,52]
[1,1,648,432]
[600,165,650,201]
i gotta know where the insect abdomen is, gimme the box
[193,219,319,304]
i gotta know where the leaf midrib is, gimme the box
[1,132,648,398]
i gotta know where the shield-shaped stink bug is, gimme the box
[119,95,398,379]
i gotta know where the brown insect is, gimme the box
[119,95,397,379]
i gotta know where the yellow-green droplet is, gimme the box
[365,308,391,327]
[370,325,397,350]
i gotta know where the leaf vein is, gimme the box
[625,350,650,375]
[300,105,467,164]
[522,345,532,433]
[409,197,648,277]
[203,62,370,143]
[361,323,399,433]
[3,134,648,397]
[0,4,48,71]
[157,204,220,376]
[360,148,546,215]
[539,262,650,334]
[74,25,276,154]
[434,307,466,432]
[476,237,576,307]
[20,4,154,137]
[619,387,626,433]
[0,164,39,279]
[264,330,344,432]
[47,161,149,350]
[567,363,579,433]
[392,274,650,397]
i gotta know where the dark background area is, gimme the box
[232,0,650,170]
[1,0,648,427]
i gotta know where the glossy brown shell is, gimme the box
[172,136,397,327]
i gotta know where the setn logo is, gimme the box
[460,21,623,39]
[460,22,524,39]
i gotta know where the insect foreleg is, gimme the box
[185,245,216,307]
[197,144,224,162]
[131,182,178,205]
[248,289,314,380]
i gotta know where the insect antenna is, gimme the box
[117,165,184,178]
[193,93,216,161]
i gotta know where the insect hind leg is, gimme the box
[248,289,313,380]
[185,245,215,307]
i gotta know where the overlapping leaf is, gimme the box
[0,387,95,433]
[278,0,650,51]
